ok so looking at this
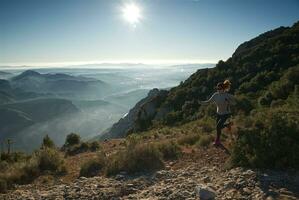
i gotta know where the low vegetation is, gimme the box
[41,134,55,149]
[79,153,107,177]
[231,104,299,169]
[0,135,66,193]
[106,142,164,176]
[156,140,181,160]
[196,134,214,148]
[79,137,183,177]
[177,133,201,146]
[62,133,101,155]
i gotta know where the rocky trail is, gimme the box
[1,144,299,200]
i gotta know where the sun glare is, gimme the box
[122,3,141,26]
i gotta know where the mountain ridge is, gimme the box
[101,21,299,139]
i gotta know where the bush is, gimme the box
[0,161,9,171]
[270,99,285,107]
[105,143,164,175]
[65,141,102,156]
[156,140,181,160]
[0,152,28,163]
[19,158,40,183]
[0,148,67,193]
[41,135,55,149]
[196,134,214,148]
[197,117,214,132]
[65,133,81,146]
[164,111,183,125]
[80,153,106,177]
[90,141,101,152]
[234,95,254,114]
[231,111,299,169]
[177,133,200,145]
[34,148,66,174]
[0,178,7,193]
[258,91,273,106]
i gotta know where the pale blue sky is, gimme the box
[0,0,299,66]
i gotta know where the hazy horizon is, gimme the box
[0,61,215,69]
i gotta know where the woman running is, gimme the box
[199,80,235,146]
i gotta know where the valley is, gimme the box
[0,64,210,151]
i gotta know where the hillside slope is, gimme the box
[102,21,299,139]
[1,120,298,199]
[101,88,168,139]
[0,98,79,150]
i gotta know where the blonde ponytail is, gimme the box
[223,80,231,91]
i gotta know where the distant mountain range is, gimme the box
[10,70,109,99]
[0,70,110,151]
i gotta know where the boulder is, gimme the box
[195,185,216,200]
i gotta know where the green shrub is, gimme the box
[90,141,101,152]
[65,133,81,146]
[258,91,273,106]
[0,152,28,163]
[65,141,102,156]
[34,148,66,174]
[164,111,183,125]
[41,134,55,149]
[0,148,67,192]
[270,99,285,107]
[80,153,106,177]
[0,157,39,187]
[156,140,181,160]
[231,111,299,169]
[19,158,40,183]
[234,95,254,114]
[177,133,200,145]
[105,153,124,176]
[0,161,9,171]
[0,178,7,193]
[106,143,164,175]
[196,134,214,148]
[125,134,142,149]
[197,117,214,132]
[0,153,10,162]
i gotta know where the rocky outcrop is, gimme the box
[100,88,169,139]
[195,185,216,200]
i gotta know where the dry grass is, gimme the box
[177,133,201,145]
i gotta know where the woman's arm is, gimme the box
[199,93,215,105]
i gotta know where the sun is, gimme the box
[122,3,141,26]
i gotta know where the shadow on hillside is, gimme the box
[256,170,299,198]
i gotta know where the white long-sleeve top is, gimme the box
[200,91,236,115]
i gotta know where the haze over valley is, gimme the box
[0,64,213,151]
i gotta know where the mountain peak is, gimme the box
[12,70,41,81]
[21,70,40,76]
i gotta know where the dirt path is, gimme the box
[1,143,298,200]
